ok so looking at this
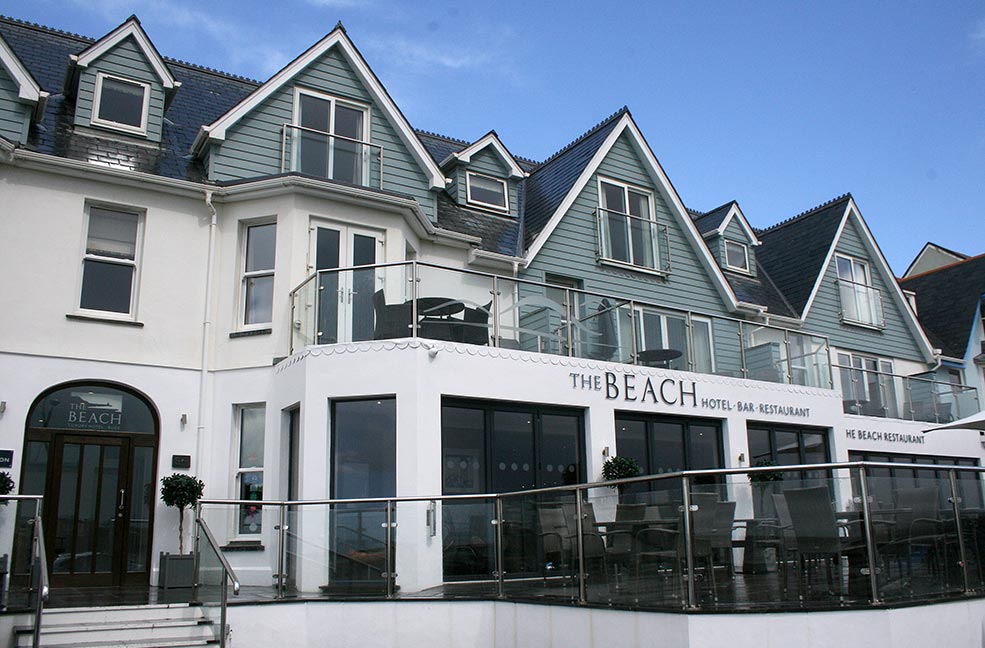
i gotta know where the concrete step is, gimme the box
[12,604,219,648]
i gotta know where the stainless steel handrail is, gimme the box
[198,460,985,612]
[280,123,384,190]
[31,511,48,648]
[195,517,241,648]
[198,460,985,509]
[288,259,835,387]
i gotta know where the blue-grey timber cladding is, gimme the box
[804,216,926,362]
[208,46,435,222]
[454,146,518,216]
[0,63,29,142]
[523,132,730,317]
[73,36,166,143]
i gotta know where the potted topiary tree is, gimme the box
[601,456,641,494]
[0,472,14,502]
[159,473,204,589]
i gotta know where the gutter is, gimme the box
[468,248,527,267]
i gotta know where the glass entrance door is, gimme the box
[48,435,129,586]
[312,224,380,345]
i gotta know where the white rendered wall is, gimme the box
[227,598,985,648]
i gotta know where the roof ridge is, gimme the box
[531,106,629,172]
[163,56,260,85]
[756,192,852,235]
[0,15,262,86]
[0,14,94,43]
[686,207,705,218]
[414,128,470,146]
[900,251,985,282]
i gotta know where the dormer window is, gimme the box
[466,172,508,212]
[724,240,750,272]
[91,73,149,134]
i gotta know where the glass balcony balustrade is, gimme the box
[289,261,837,390]
[196,461,985,612]
[280,124,383,189]
[837,279,886,329]
[836,364,981,423]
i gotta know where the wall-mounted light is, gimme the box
[0,401,6,414]
[180,413,188,426]
[738,452,745,463]
[601,446,610,458]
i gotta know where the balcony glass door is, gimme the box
[297,92,367,185]
[311,223,381,345]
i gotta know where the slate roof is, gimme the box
[416,129,539,173]
[0,16,259,181]
[724,268,798,318]
[692,201,734,236]
[754,194,852,315]
[521,107,628,249]
[435,192,520,257]
[900,254,985,358]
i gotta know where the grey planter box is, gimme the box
[159,552,195,589]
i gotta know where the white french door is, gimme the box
[309,221,383,344]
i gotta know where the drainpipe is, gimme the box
[196,190,218,478]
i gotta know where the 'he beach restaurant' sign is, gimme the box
[568,370,811,417]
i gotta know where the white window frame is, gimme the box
[234,404,266,537]
[90,72,151,135]
[292,87,371,182]
[465,171,509,213]
[724,239,750,273]
[836,253,884,328]
[596,177,662,274]
[76,202,144,320]
[241,220,277,328]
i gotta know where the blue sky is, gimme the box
[2,0,982,274]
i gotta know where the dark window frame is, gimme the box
[441,397,587,495]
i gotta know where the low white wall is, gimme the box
[226,598,985,648]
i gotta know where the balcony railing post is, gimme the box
[931,383,942,424]
[825,340,834,389]
[948,469,972,594]
[782,330,792,383]
[411,261,420,338]
[856,465,881,604]
[681,476,697,609]
[276,503,288,599]
[384,499,394,599]
[738,322,748,379]
[686,312,695,371]
[629,301,638,364]
[495,497,505,599]
[565,288,574,357]
[575,488,587,604]
[491,276,501,346]
[905,378,915,420]
[378,146,383,190]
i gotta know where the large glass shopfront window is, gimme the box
[848,450,983,510]
[329,397,396,594]
[441,399,585,580]
[748,423,830,486]
[615,414,724,506]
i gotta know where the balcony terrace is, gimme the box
[289,261,981,422]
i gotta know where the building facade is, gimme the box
[0,14,982,602]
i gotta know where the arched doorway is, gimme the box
[23,382,159,587]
